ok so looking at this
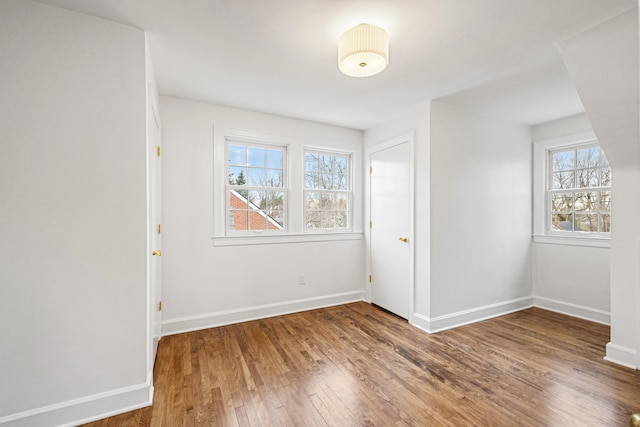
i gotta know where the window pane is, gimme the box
[229,188,248,205]
[587,169,600,187]
[306,192,320,210]
[319,155,332,172]
[265,210,284,229]
[575,192,597,213]
[336,194,349,211]
[575,214,598,232]
[266,191,285,210]
[336,174,348,190]
[334,156,348,173]
[305,172,318,189]
[305,153,319,172]
[248,190,265,209]
[321,212,335,228]
[600,214,611,233]
[248,215,264,231]
[601,167,611,186]
[553,150,574,171]
[576,168,599,188]
[319,173,333,189]
[266,149,283,169]
[600,191,611,212]
[320,193,335,210]
[336,211,349,228]
[551,213,573,231]
[247,147,265,167]
[553,171,574,189]
[551,193,573,212]
[227,190,285,231]
[229,209,248,231]
[576,147,599,168]
[247,168,264,186]
[228,166,247,185]
[228,144,246,165]
[575,169,587,188]
[266,169,282,187]
[306,211,321,228]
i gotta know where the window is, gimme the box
[547,142,611,235]
[304,151,351,230]
[213,125,362,245]
[226,141,286,233]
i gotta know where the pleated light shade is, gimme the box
[338,24,389,77]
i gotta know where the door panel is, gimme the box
[149,102,162,357]
[370,142,410,319]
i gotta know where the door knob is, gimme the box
[152,250,162,256]
[399,237,408,243]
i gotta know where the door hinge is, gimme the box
[157,146,161,157]
[369,275,372,283]
[158,301,163,311]
[370,220,372,228]
[157,223,162,234]
[370,165,372,173]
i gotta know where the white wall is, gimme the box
[558,8,639,368]
[364,102,531,332]
[159,97,365,334]
[0,1,151,425]
[531,114,611,324]
[531,113,593,142]
[427,101,532,330]
[532,243,610,322]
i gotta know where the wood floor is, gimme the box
[82,302,640,426]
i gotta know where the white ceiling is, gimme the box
[34,0,636,130]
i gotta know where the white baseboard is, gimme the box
[409,296,534,334]
[533,296,610,325]
[0,380,152,427]
[604,342,637,369]
[161,290,366,336]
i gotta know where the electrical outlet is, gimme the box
[299,274,306,285]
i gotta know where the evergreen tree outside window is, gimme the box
[226,142,286,233]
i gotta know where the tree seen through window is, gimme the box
[549,144,611,234]
[227,143,286,232]
[304,151,351,230]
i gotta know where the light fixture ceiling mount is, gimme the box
[338,23,389,78]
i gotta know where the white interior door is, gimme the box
[149,102,162,358]
[370,141,411,319]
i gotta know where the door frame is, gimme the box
[636,238,640,370]
[148,94,162,367]
[365,132,415,323]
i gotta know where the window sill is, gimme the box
[532,234,610,248]
[212,232,363,247]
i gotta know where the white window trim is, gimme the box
[303,147,354,233]
[216,128,289,236]
[213,232,363,247]
[533,130,610,248]
[213,125,362,246]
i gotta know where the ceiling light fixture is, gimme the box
[338,23,389,78]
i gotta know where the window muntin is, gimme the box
[548,143,611,234]
[226,142,286,233]
[304,151,351,230]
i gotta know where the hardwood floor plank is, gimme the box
[81,303,640,426]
